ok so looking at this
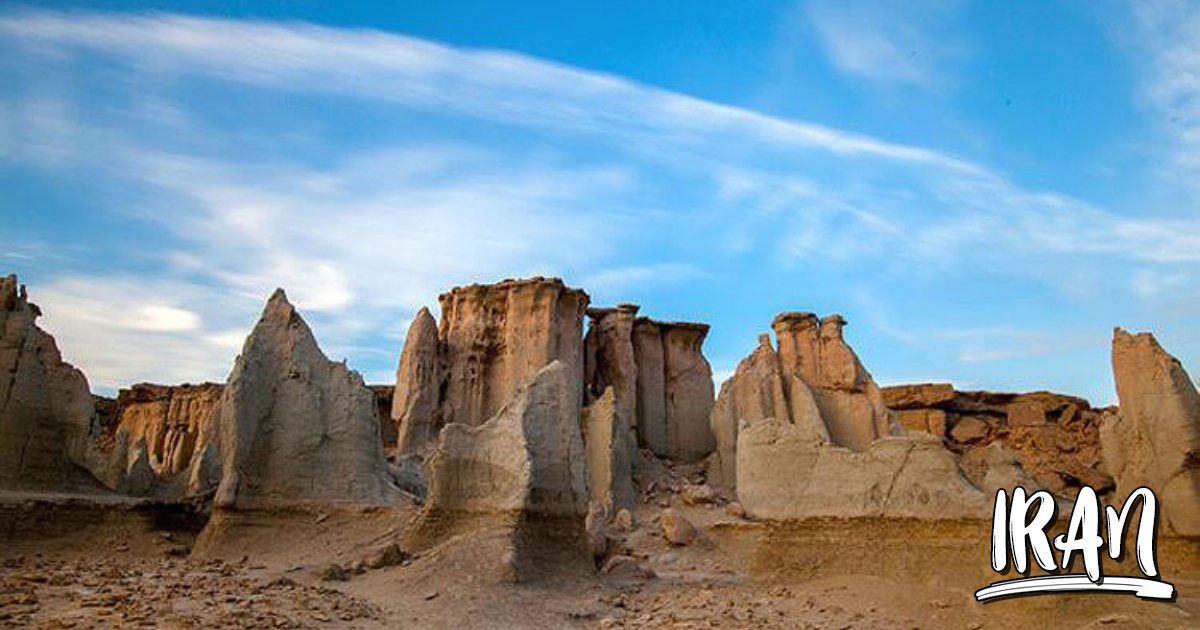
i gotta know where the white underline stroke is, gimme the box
[975,575,1175,602]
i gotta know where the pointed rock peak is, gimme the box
[259,288,298,323]
[413,306,436,327]
[756,333,773,350]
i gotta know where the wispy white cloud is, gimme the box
[1123,0,1200,190]
[804,0,967,89]
[1,8,1197,395]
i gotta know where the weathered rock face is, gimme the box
[0,274,97,492]
[709,334,829,490]
[584,304,640,441]
[623,318,715,462]
[631,319,668,455]
[439,278,588,429]
[737,418,989,519]
[392,307,440,455]
[709,314,888,493]
[87,383,223,496]
[422,360,588,517]
[882,384,1113,498]
[1103,328,1200,537]
[392,278,589,456]
[370,385,396,449]
[771,313,894,451]
[213,289,396,510]
[661,323,717,462]
[581,387,635,511]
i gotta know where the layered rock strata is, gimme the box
[709,314,895,492]
[1102,328,1200,537]
[213,289,396,510]
[87,383,223,496]
[393,278,589,456]
[881,384,1113,498]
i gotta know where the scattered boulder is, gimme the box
[600,555,656,580]
[660,508,698,546]
[1102,328,1200,537]
[881,384,1114,498]
[212,289,397,510]
[680,483,715,506]
[364,542,408,569]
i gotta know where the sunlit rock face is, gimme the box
[213,289,396,511]
[393,277,589,457]
[1103,328,1200,537]
[882,384,1114,499]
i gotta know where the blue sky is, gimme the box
[2,1,1198,403]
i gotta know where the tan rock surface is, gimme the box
[422,360,588,517]
[771,313,895,451]
[581,387,635,511]
[213,289,396,510]
[86,383,223,497]
[437,277,588,430]
[391,307,441,455]
[737,418,989,519]
[0,274,98,492]
[1103,328,1200,536]
[881,384,1114,498]
[626,318,716,463]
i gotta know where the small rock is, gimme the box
[724,502,745,518]
[680,484,715,505]
[423,591,439,601]
[316,564,349,582]
[613,508,635,532]
[364,543,409,569]
[601,555,656,581]
[660,509,698,546]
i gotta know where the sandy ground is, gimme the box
[2,484,1197,630]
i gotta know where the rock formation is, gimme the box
[709,314,890,492]
[1102,328,1200,537]
[392,278,589,456]
[881,384,1113,498]
[213,289,396,510]
[0,274,98,492]
[737,418,990,519]
[714,312,1026,519]
[391,307,440,455]
[421,360,588,518]
[86,383,223,497]
[583,304,640,446]
[624,318,715,462]
[771,313,894,451]
[581,387,635,511]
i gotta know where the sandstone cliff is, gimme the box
[213,289,397,510]
[709,314,892,492]
[881,384,1113,498]
[0,274,98,492]
[714,312,1024,519]
[421,360,588,518]
[1103,328,1200,537]
[393,278,589,456]
[86,382,223,497]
